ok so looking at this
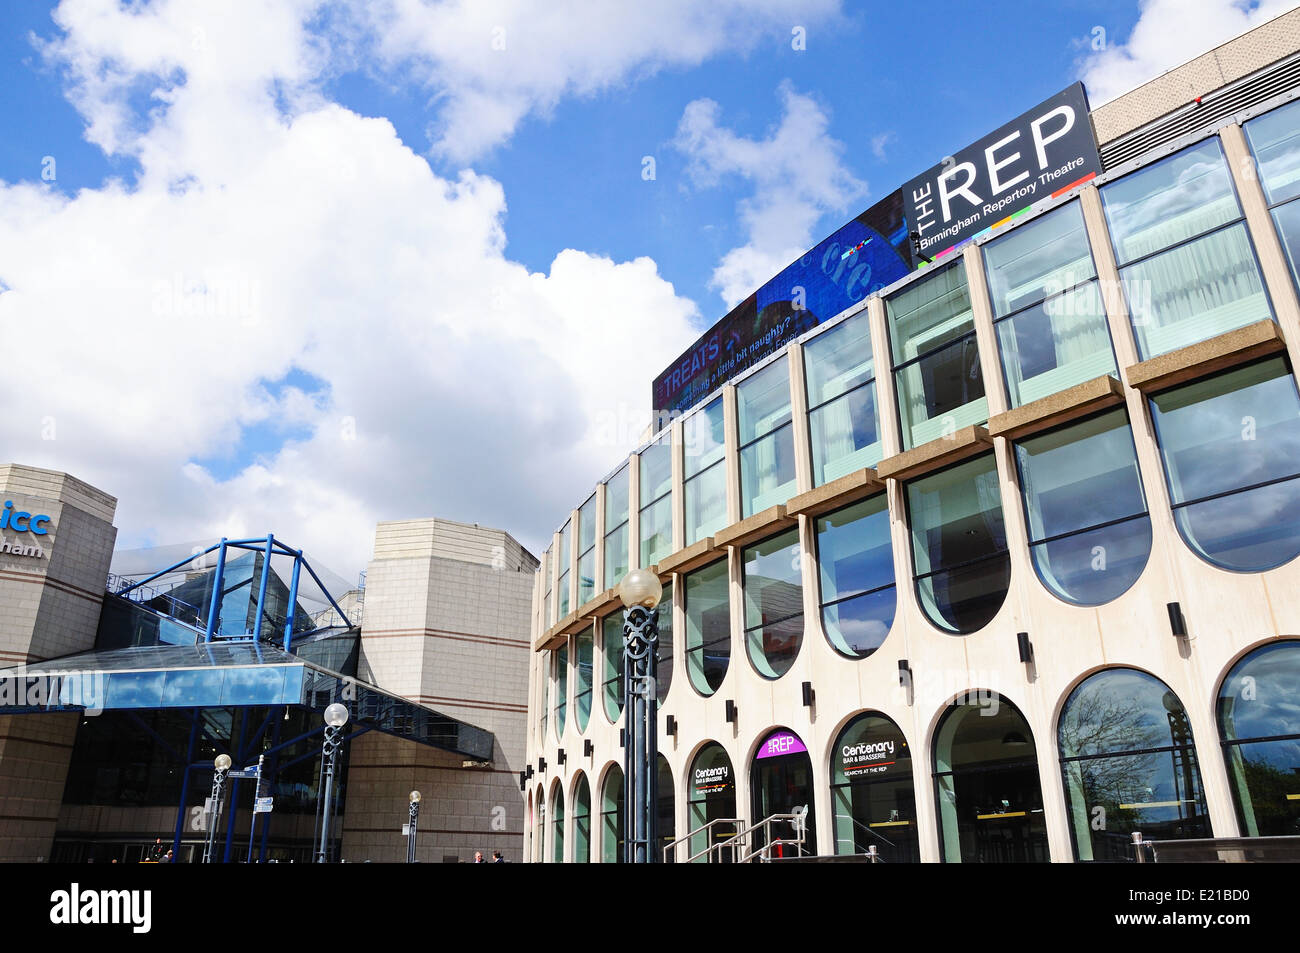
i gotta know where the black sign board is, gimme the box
[903,83,1101,263]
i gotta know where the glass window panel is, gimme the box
[1218,642,1300,837]
[575,628,593,733]
[984,201,1095,318]
[605,466,629,533]
[890,265,985,449]
[996,281,1116,407]
[1102,138,1241,265]
[1016,410,1147,540]
[656,581,673,704]
[640,493,673,567]
[658,756,676,862]
[578,494,596,556]
[640,436,673,506]
[1151,358,1300,572]
[685,461,727,545]
[551,787,565,863]
[601,764,625,863]
[740,424,797,517]
[573,774,591,863]
[817,495,895,659]
[1029,518,1151,606]
[685,558,730,696]
[742,529,803,679]
[602,614,624,723]
[577,548,596,607]
[1270,199,1300,291]
[603,522,629,591]
[218,666,287,706]
[554,643,568,739]
[737,356,792,444]
[688,743,737,862]
[1245,98,1300,206]
[810,382,881,485]
[1060,670,1208,861]
[683,397,726,479]
[1121,222,1271,360]
[907,454,1009,633]
[558,521,571,619]
[805,311,874,407]
[160,668,224,707]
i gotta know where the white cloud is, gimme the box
[869,131,895,162]
[1079,0,1300,105]
[2,0,705,577]
[674,81,867,309]
[363,0,842,162]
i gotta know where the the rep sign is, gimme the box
[904,83,1101,261]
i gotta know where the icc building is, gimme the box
[523,11,1300,863]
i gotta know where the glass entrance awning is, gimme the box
[0,642,495,761]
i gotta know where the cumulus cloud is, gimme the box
[674,81,868,309]
[1,0,706,577]
[362,0,841,162]
[1078,0,1300,105]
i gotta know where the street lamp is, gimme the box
[617,568,662,863]
[407,790,421,863]
[316,703,349,863]
[203,753,231,864]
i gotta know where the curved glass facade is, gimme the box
[1059,669,1208,861]
[815,494,895,658]
[934,695,1047,863]
[1014,409,1151,605]
[1150,357,1300,572]
[907,454,1010,633]
[1218,641,1300,836]
[684,558,729,695]
[742,529,803,679]
[831,712,918,861]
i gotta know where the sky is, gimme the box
[1,0,1297,584]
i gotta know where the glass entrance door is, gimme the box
[751,729,817,857]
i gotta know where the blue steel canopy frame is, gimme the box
[113,535,353,651]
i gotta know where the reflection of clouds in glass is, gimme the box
[1060,669,1182,759]
[1176,479,1300,572]
[1220,643,1300,740]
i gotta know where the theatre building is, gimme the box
[523,12,1300,862]
[0,462,534,863]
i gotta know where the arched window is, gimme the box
[553,641,567,739]
[534,785,546,863]
[551,784,565,863]
[572,773,592,863]
[1218,641,1300,836]
[751,728,817,856]
[687,742,737,862]
[933,694,1047,862]
[907,454,1011,633]
[601,764,625,863]
[657,755,675,863]
[1060,669,1209,861]
[1014,409,1151,605]
[815,494,896,659]
[602,614,624,723]
[1149,357,1300,572]
[831,712,918,861]
[575,626,593,733]
[742,529,803,678]
[685,558,730,695]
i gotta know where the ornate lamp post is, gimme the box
[407,790,421,863]
[202,753,231,864]
[316,703,349,863]
[617,568,662,863]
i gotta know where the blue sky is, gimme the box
[0,0,1294,577]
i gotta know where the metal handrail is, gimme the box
[730,810,808,863]
[663,818,746,863]
[1132,831,1300,863]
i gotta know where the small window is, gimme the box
[577,493,597,606]
[683,397,728,544]
[557,520,571,618]
[684,558,730,696]
[604,466,630,590]
[552,642,568,739]
[602,613,624,723]
[574,626,593,733]
[639,434,673,567]
[550,784,565,863]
